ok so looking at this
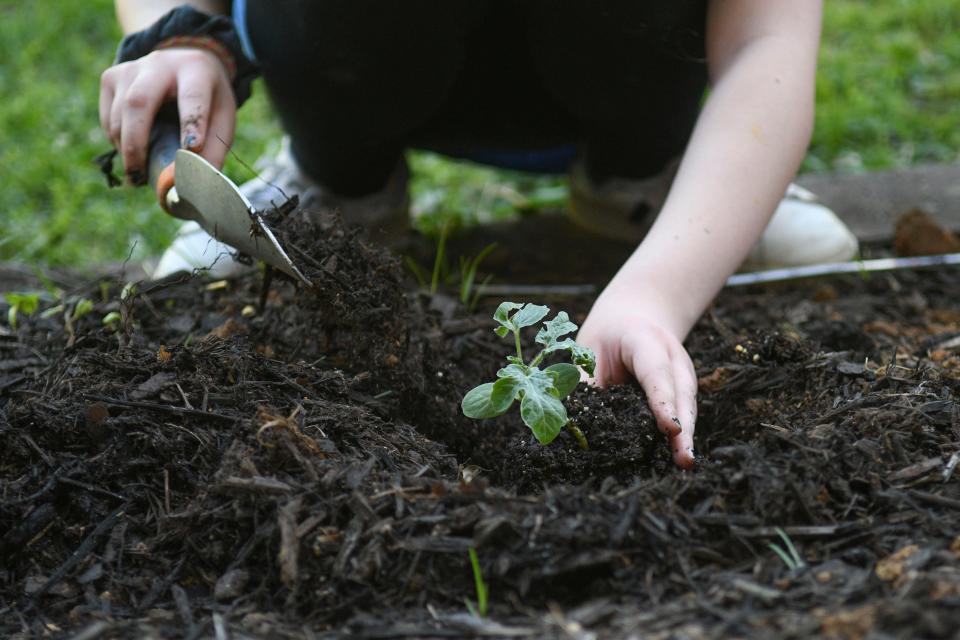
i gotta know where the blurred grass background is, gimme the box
[2,0,959,268]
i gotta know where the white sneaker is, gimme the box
[743,184,859,269]
[152,220,245,279]
[567,159,859,269]
[151,137,410,280]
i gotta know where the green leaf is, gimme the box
[496,363,527,379]
[72,298,94,321]
[524,367,558,395]
[490,376,521,413]
[4,292,40,315]
[570,342,596,377]
[511,303,549,329]
[462,383,505,419]
[520,389,567,444]
[5,292,40,329]
[545,363,580,398]
[102,311,121,325]
[541,338,597,377]
[493,301,523,334]
[535,311,578,348]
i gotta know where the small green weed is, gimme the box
[768,528,806,572]
[464,548,489,618]
[4,292,40,329]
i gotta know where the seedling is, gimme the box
[464,548,489,618]
[768,527,806,572]
[404,219,495,311]
[102,311,122,328]
[458,243,496,312]
[461,302,595,449]
[4,292,40,329]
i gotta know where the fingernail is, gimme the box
[128,169,145,186]
[183,134,197,150]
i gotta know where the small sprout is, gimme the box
[465,548,489,618]
[40,304,65,320]
[102,311,122,327]
[459,243,496,311]
[4,292,40,329]
[461,302,595,448]
[768,527,806,572]
[120,282,138,301]
[72,298,94,321]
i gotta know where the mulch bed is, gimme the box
[1,213,959,639]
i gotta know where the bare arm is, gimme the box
[620,0,821,335]
[115,1,228,33]
[578,0,822,468]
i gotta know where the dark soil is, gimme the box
[1,215,959,639]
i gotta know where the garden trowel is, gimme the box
[147,118,311,286]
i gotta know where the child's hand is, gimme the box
[99,47,236,184]
[577,286,697,469]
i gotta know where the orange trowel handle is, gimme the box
[147,106,181,214]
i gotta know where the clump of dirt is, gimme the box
[2,215,960,639]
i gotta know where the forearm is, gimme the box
[115,0,228,33]
[612,36,817,337]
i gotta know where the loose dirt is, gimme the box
[1,214,958,639]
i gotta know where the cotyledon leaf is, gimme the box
[462,383,505,419]
[545,363,580,398]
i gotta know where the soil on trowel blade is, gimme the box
[1,213,959,639]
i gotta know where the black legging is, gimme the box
[245,0,708,196]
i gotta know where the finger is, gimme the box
[200,80,236,170]
[99,68,118,144]
[107,75,131,150]
[670,351,698,469]
[631,348,681,439]
[175,62,217,151]
[119,70,169,183]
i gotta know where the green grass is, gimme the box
[2,0,959,269]
[809,0,960,171]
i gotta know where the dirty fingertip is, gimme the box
[674,446,695,470]
[659,414,682,437]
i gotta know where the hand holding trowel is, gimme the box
[147,115,311,287]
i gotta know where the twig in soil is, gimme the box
[171,584,196,637]
[59,476,127,502]
[259,263,274,312]
[65,621,111,640]
[907,489,960,511]
[286,241,352,289]
[278,496,303,587]
[943,451,960,483]
[24,501,130,606]
[0,465,69,507]
[219,475,294,494]
[81,393,238,423]
[138,557,185,611]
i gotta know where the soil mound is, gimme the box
[2,217,959,638]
